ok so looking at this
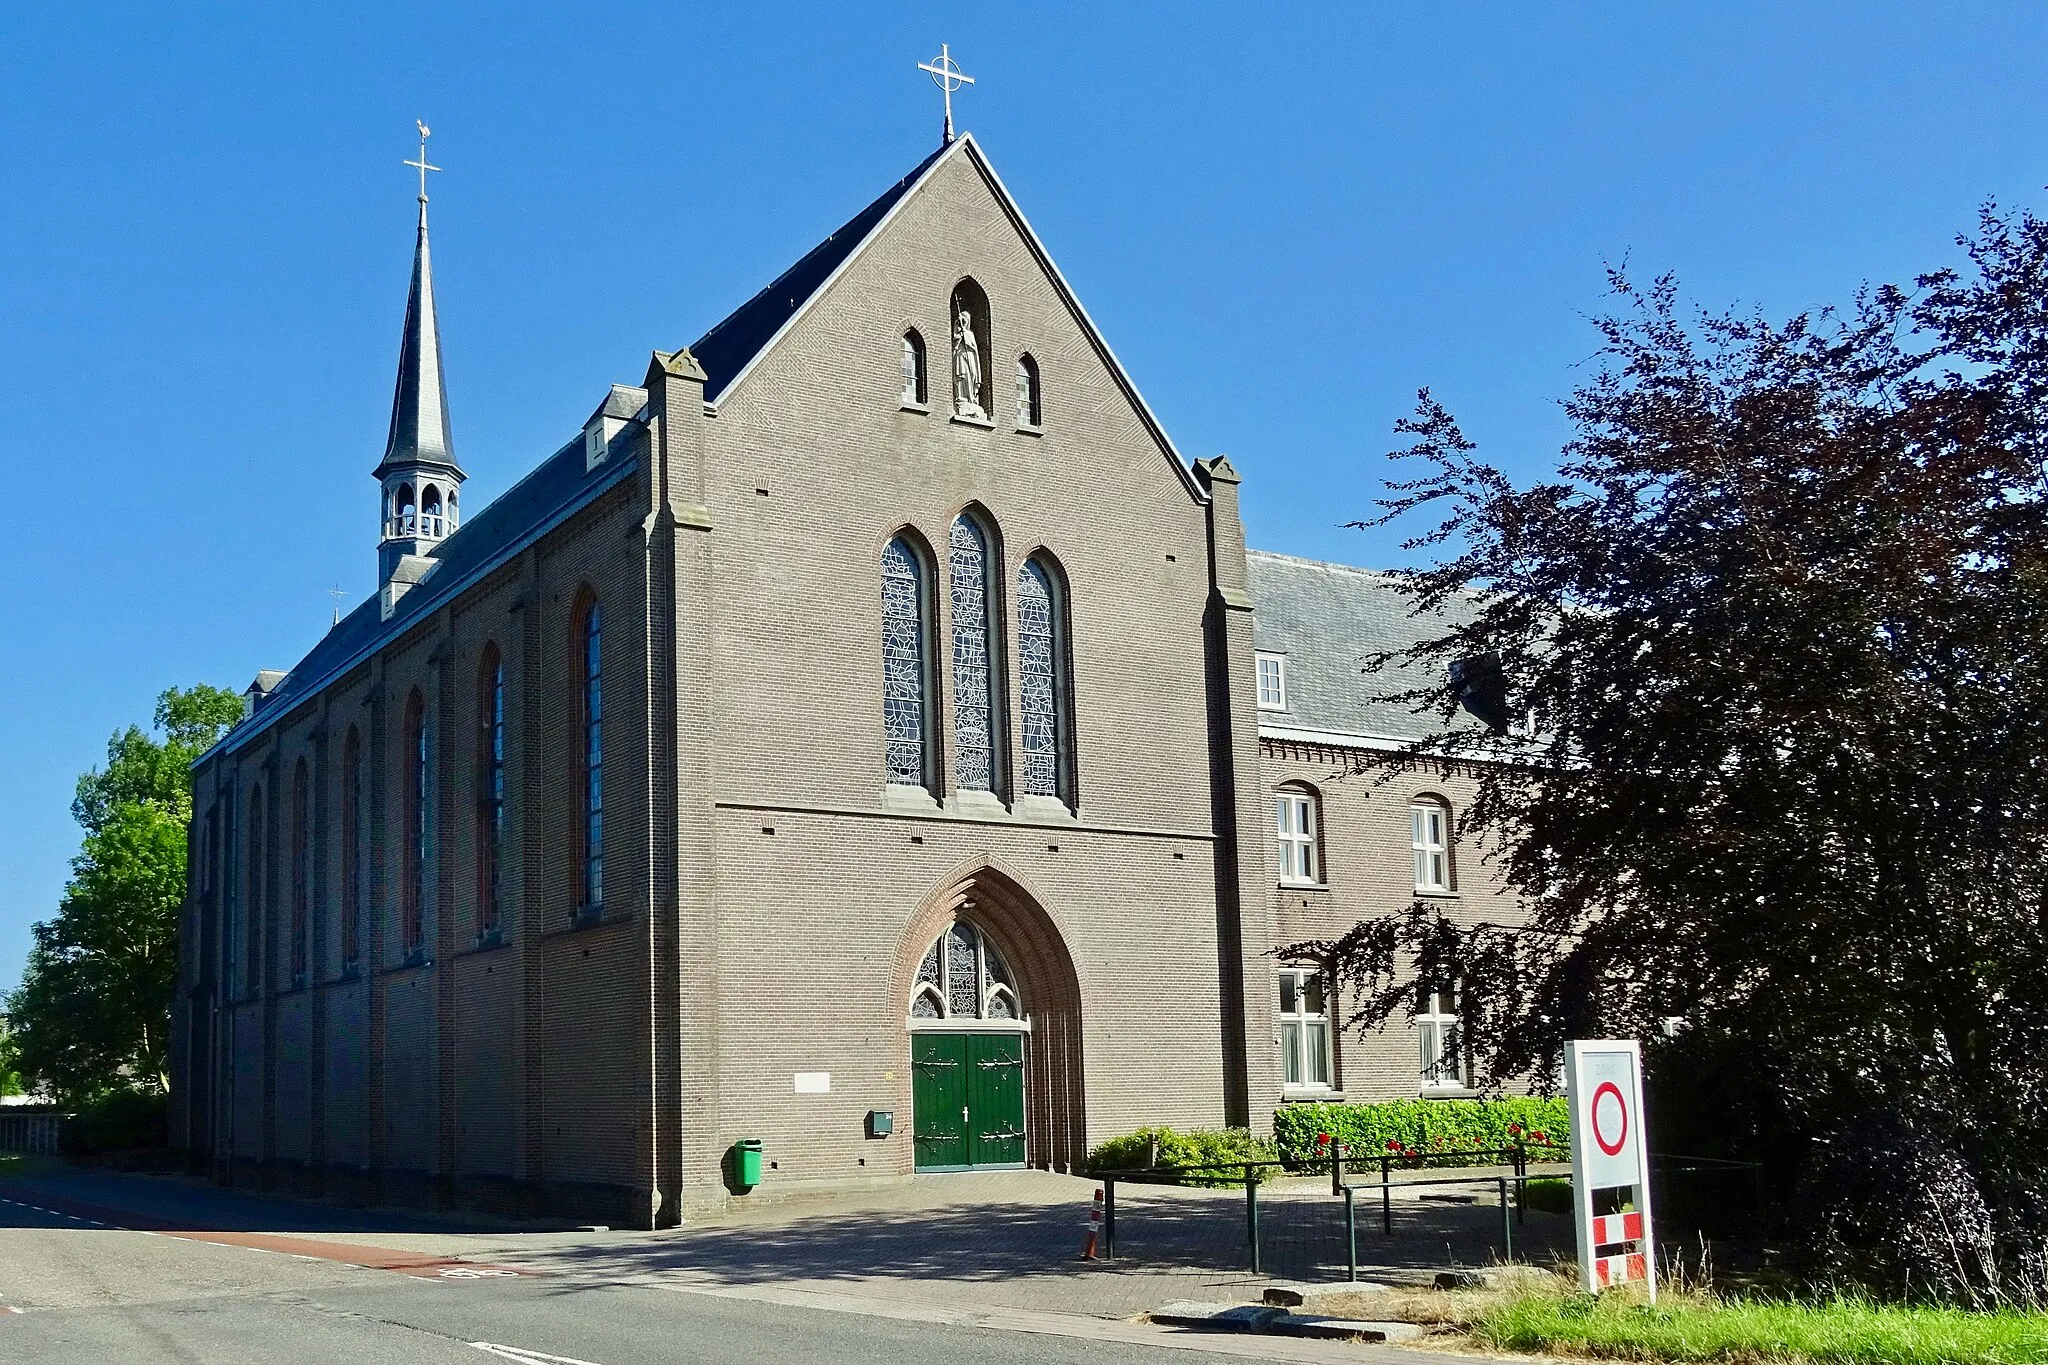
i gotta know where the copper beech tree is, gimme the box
[1296,206,2048,1298]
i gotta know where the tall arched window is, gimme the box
[221,787,238,996]
[900,330,927,406]
[579,599,604,914]
[341,727,362,971]
[909,920,1020,1022]
[1411,797,1452,892]
[290,759,309,987]
[476,648,504,939]
[403,690,427,957]
[245,784,264,994]
[881,535,933,789]
[1017,555,1073,801]
[1015,354,1041,427]
[950,513,999,792]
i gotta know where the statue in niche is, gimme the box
[952,308,985,419]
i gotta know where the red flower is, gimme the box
[1532,1130,1549,1143]
[1317,1133,1332,1147]
[1507,1123,1524,1138]
[1386,1140,1402,1151]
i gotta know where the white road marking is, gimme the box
[470,1344,608,1365]
[642,1278,1439,1363]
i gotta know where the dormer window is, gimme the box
[585,424,608,471]
[901,330,927,407]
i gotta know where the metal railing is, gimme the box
[0,1110,63,1155]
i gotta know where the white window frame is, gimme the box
[1276,789,1319,885]
[1411,801,1450,892]
[1278,967,1332,1090]
[1255,652,1287,711]
[1417,986,1467,1091]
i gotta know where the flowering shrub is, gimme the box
[1086,1125,1280,1187]
[1272,1097,1569,1166]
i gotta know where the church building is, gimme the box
[172,121,1506,1225]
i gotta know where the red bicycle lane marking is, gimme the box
[0,1184,534,1280]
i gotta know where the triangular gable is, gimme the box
[697,135,1206,502]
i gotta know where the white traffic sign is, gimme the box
[1565,1039,1656,1300]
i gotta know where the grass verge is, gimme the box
[1473,1288,2048,1365]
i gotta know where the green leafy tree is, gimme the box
[8,685,241,1104]
[1297,206,2048,1300]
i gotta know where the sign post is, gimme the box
[1565,1039,1656,1301]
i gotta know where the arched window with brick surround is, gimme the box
[576,595,604,917]
[1016,553,1073,803]
[882,533,935,791]
[475,646,505,941]
[341,726,362,971]
[949,511,1002,794]
[290,758,309,987]
[402,689,427,957]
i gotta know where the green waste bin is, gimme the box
[733,1139,763,1190]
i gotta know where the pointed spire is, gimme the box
[376,196,458,476]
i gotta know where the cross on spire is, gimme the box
[918,44,973,145]
[403,120,441,204]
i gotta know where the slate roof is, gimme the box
[690,143,949,402]
[213,429,642,759]
[1247,550,1474,747]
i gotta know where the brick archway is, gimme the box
[893,863,1086,1171]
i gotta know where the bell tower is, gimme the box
[375,122,464,615]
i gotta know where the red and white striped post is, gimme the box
[1566,1040,1657,1302]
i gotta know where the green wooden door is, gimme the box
[967,1033,1027,1167]
[912,1032,1028,1170]
[911,1033,969,1169]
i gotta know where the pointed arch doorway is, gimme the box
[897,866,1085,1172]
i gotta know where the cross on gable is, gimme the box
[918,44,974,145]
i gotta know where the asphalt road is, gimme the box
[0,1179,1397,1365]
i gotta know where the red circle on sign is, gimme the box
[1591,1081,1628,1156]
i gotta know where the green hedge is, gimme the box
[1086,1125,1279,1186]
[59,1088,167,1156]
[1272,1097,1570,1165]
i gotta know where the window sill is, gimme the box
[882,783,941,813]
[382,954,433,977]
[1013,422,1043,437]
[1279,881,1330,892]
[949,410,996,431]
[570,904,604,930]
[462,930,509,957]
[1413,888,1460,900]
[899,399,930,414]
[1421,1085,1479,1100]
[1014,793,1077,823]
[1280,1087,1342,1102]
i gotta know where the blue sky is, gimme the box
[3,2,2045,987]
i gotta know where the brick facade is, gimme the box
[171,136,1509,1226]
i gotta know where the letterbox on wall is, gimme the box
[866,1110,894,1139]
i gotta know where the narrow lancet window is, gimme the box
[1015,354,1041,427]
[476,648,504,938]
[882,536,932,788]
[403,691,427,956]
[901,330,927,406]
[290,759,309,987]
[950,515,998,792]
[580,600,604,912]
[341,727,361,970]
[245,785,265,994]
[1017,556,1072,800]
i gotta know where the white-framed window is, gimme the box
[901,330,927,406]
[1279,967,1332,1089]
[1411,801,1450,892]
[1255,652,1287,710]
[1276,789,1319,884]
[1417,986,1466,1090]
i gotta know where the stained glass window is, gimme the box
[950,516,996,791]
[907,920,1024,1022]
[1017,558,1068,799]
[882,537,930,787]
[1015,354,1041,427]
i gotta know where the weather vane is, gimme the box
[403,120,441,204]
[918,44,973,145]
